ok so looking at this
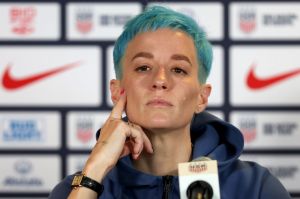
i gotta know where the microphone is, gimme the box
[186,180,213,199]
[178,157,220,199]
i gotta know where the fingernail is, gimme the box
[120,89,125,95]
[136,154,140,160]
[133,154,139,160]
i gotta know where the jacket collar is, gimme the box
[105,111,244,186]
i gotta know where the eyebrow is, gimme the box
[131,52,153,61]
[131,52,192,66]
[171,54,192,66]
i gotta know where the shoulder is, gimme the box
[224,159,291,199]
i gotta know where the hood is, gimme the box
[102,111,244,186]
[190,112,244,171]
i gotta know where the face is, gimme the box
[111,28,211,131]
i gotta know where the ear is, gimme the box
[195,84,211,113]
[110,79,122,105]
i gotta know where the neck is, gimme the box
[133,126,192,176]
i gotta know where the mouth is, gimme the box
[146,99,173,107]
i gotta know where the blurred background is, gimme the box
[0,0,299,198]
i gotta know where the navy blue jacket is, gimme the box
[49,112,291,199]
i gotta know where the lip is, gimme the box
[146,99,173,107]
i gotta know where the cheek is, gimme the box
[125,96,137,121]
[124,86,145,120]
[176,85,200,109]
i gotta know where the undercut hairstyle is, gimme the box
[113,5,213,83]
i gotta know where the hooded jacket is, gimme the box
[49,112,291,199]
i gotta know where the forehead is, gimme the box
[124,28,197,60]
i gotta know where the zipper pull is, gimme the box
[162,175,173,199]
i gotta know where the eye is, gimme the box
[171,67,188,75]
[135,65,151,72]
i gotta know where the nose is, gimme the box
[152,67,169,90]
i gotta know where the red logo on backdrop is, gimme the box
[241,129,256,143]
[239,9,256,33]
[10,6,37,35]
[76,9,93,34]
[239,118,256,143]
[1,61,81,90]
[76,118,93,143]
[246,64,300,90]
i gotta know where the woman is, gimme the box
[49,6,291,199]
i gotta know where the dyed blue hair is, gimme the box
[113,5,213,83]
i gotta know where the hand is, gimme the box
[82,89,153,182]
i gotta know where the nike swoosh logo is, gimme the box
[246,64,300,89]
[2,61,81,90]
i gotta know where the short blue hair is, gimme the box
[113,5,213,83]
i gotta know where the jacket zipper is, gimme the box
[162,175,173,199]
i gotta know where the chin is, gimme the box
[140,114,174,129]
[145,120,172,129]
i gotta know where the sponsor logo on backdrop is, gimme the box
[231,3,300,40]
[239,10,298,34]
[3,160,43,187]
[2,61,82,90]
[14,160,32,175]
[263,13,298,26]
[76,8,93,34]
[235,115,298,143]
[238,117,257,143]
[0,112,60,149]
[0,3,60,40]
[67,3,141,40]
[99,14,132,26]
[239,8,256,33]
[264,122,297,135]
[230,46,300,105]
[2,119,44,142]
[231,111,300,149]
[268,166,298,179]
[10,6,36,35]
[67,112,110,149]
[76,117,94,143]
[246,64,300,90]
[0,46,101,106]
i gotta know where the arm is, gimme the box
[49,90,153,199]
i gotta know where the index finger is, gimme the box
[110,89,126,119]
